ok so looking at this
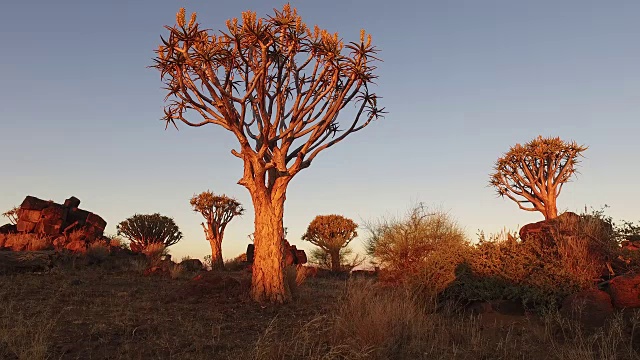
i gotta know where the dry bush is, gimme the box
[446,212,618,309]
[365,204,470,296]
[224,254,248,271]
[251,280,640,360]
[284,265,306,295]
[3,233,52,251]
[142,243,168,263]
[169,263,184,279]
[86,242,110,262]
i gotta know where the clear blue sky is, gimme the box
[1,0,638,261]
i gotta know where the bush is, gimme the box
[365,204,470,296]
[445,210,619,310]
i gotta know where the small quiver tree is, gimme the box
[190,191,244,270]
[153,5,383,303]
[302,215,358,272]
[2,206,19,225]
[489,136,588,220]
[117,213,183,254]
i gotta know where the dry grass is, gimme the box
[1,265,640,359]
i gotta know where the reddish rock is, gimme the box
[561,289,613,327]
[519,212,581,243]
[608,274,640,308]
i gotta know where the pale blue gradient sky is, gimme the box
[1,0,638,261]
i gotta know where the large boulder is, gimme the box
[608,273,640,308]
[519,212,582,243]
[16,195,106,239]
[561,289,614,327]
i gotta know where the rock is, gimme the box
[63,196,81,209]
[180,258,203,272]
[0,224,17,235]
[561,289,613,327]
[13,195,107,243]
[519,212,582,243]
[608,273,640,308]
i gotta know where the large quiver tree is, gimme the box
[302,214,358,272]
[489,136,588,220]
[190,191,244,270]
[153,5,384,303]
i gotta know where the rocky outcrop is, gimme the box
[15,196,106,239]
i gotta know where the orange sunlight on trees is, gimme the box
[489,136,588,220]
[302,214,358,272]
[190,191,244,270]
[153,4,384,303]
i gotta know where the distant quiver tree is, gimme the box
[117,213,183,252]
[302,215,358,272]
[489,136,588,220]
[190,191,244,270]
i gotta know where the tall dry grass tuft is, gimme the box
[0,281,62,360]
[251,279,640,360]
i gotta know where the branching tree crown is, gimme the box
[2,206,19,225]
[153,4,384,186]
[190,191,244,230]
[489,136,587,220]
[117,213,183,251]
[153,4,384,303]
[302,214,357,271]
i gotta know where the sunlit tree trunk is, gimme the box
[330,249,341,272]
[248,188,289,303]
[544,198,558,220]
[202,224,225,270]
[239,155,292,303]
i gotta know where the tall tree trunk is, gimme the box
[209,235,224,271]
[330,249,341,273]
[248,188,290,303]
[203,224,224,270]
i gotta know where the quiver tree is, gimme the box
[190,191,244,270]
[153,5,384,303]
[490,136,587,220]
[2,206,19,225]
[302,214,358,272]
[117,213,183,252]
